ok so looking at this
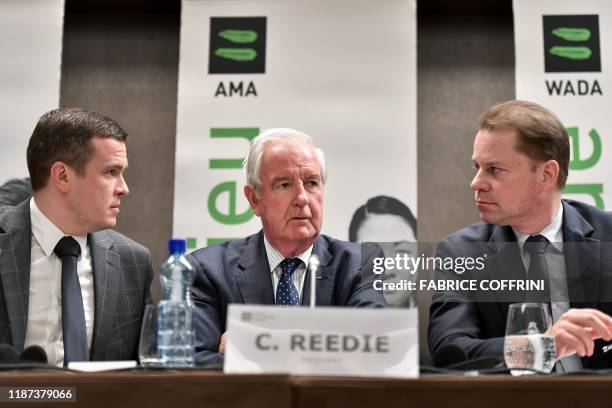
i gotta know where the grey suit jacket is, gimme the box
[0,200,153,361]
[187,231,387,366]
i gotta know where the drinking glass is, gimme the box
[138,304,159,367]
[504,303,556,375]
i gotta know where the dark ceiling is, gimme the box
[64,0,512,15]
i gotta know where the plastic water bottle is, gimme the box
[157,239,196,366]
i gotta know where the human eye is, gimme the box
[276,181,291,190]
[307,179,320,188]
[106,166,124,178]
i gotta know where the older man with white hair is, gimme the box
[188,128,386,366]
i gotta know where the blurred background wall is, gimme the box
[58,0,515,352]
[60,0,514,265]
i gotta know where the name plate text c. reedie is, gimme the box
[224,305,418,378]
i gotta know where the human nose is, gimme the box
[293,181,308,206]
[117,174,129,196]
[470,169,488,192]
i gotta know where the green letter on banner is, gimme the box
[209,128,259,169]
[568,127,601,170]
[564,183,604,209]
[208,181,253,224]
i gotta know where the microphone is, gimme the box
[308,254,320,308]
[0,344,53,370]
[20,346,48,364]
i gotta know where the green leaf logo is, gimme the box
[551,27,591,41]
[549,46,592,60]
[214,48,257,62]
[218,29,258,44]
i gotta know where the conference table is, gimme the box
[0,370,608,408]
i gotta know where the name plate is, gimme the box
[224,305,418,378]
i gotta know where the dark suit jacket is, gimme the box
[187,231,387,366]
[428,199,612,369]
[0,200,153,361]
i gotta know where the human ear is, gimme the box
[49,161,71,193]
[540,159,560,190]
[244,184,261,216]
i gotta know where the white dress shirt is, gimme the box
[25,198,95,366]
[263,235,313,303]
[512,202,582,372]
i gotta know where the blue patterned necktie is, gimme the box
[276,258,301,306]
[54,236,88,365]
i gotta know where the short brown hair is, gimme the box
[26,108,128,190]
[479,100,570,189]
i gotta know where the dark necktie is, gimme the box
[54,236,88,365]
[276,258,301,306]
[524,234,550,303]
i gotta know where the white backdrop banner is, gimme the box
[0,0,65,182]
[174,0,417,249]
[514,0,611,209]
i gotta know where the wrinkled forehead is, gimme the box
[261,142,320,174]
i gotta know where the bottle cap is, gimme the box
[168,239,186,254]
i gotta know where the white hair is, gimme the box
[244,128,327,192]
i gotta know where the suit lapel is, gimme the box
[89,231,120,359]
[302,236,334,306]
[562,201,599,309]
[0,201,32,352]
[235,232,275,304]
[487,225,522,320]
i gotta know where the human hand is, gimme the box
[547,308,612,359]
[218,331,228,353]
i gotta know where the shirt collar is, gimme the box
[513,201,564,252]
[263,234,313,272]
[30,197,87,258]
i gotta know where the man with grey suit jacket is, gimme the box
[188,128,387,366]
[0,108,153,366]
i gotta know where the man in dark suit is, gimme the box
[0,108,153,365]
[188,128,386,366]
[428,100,612,371]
